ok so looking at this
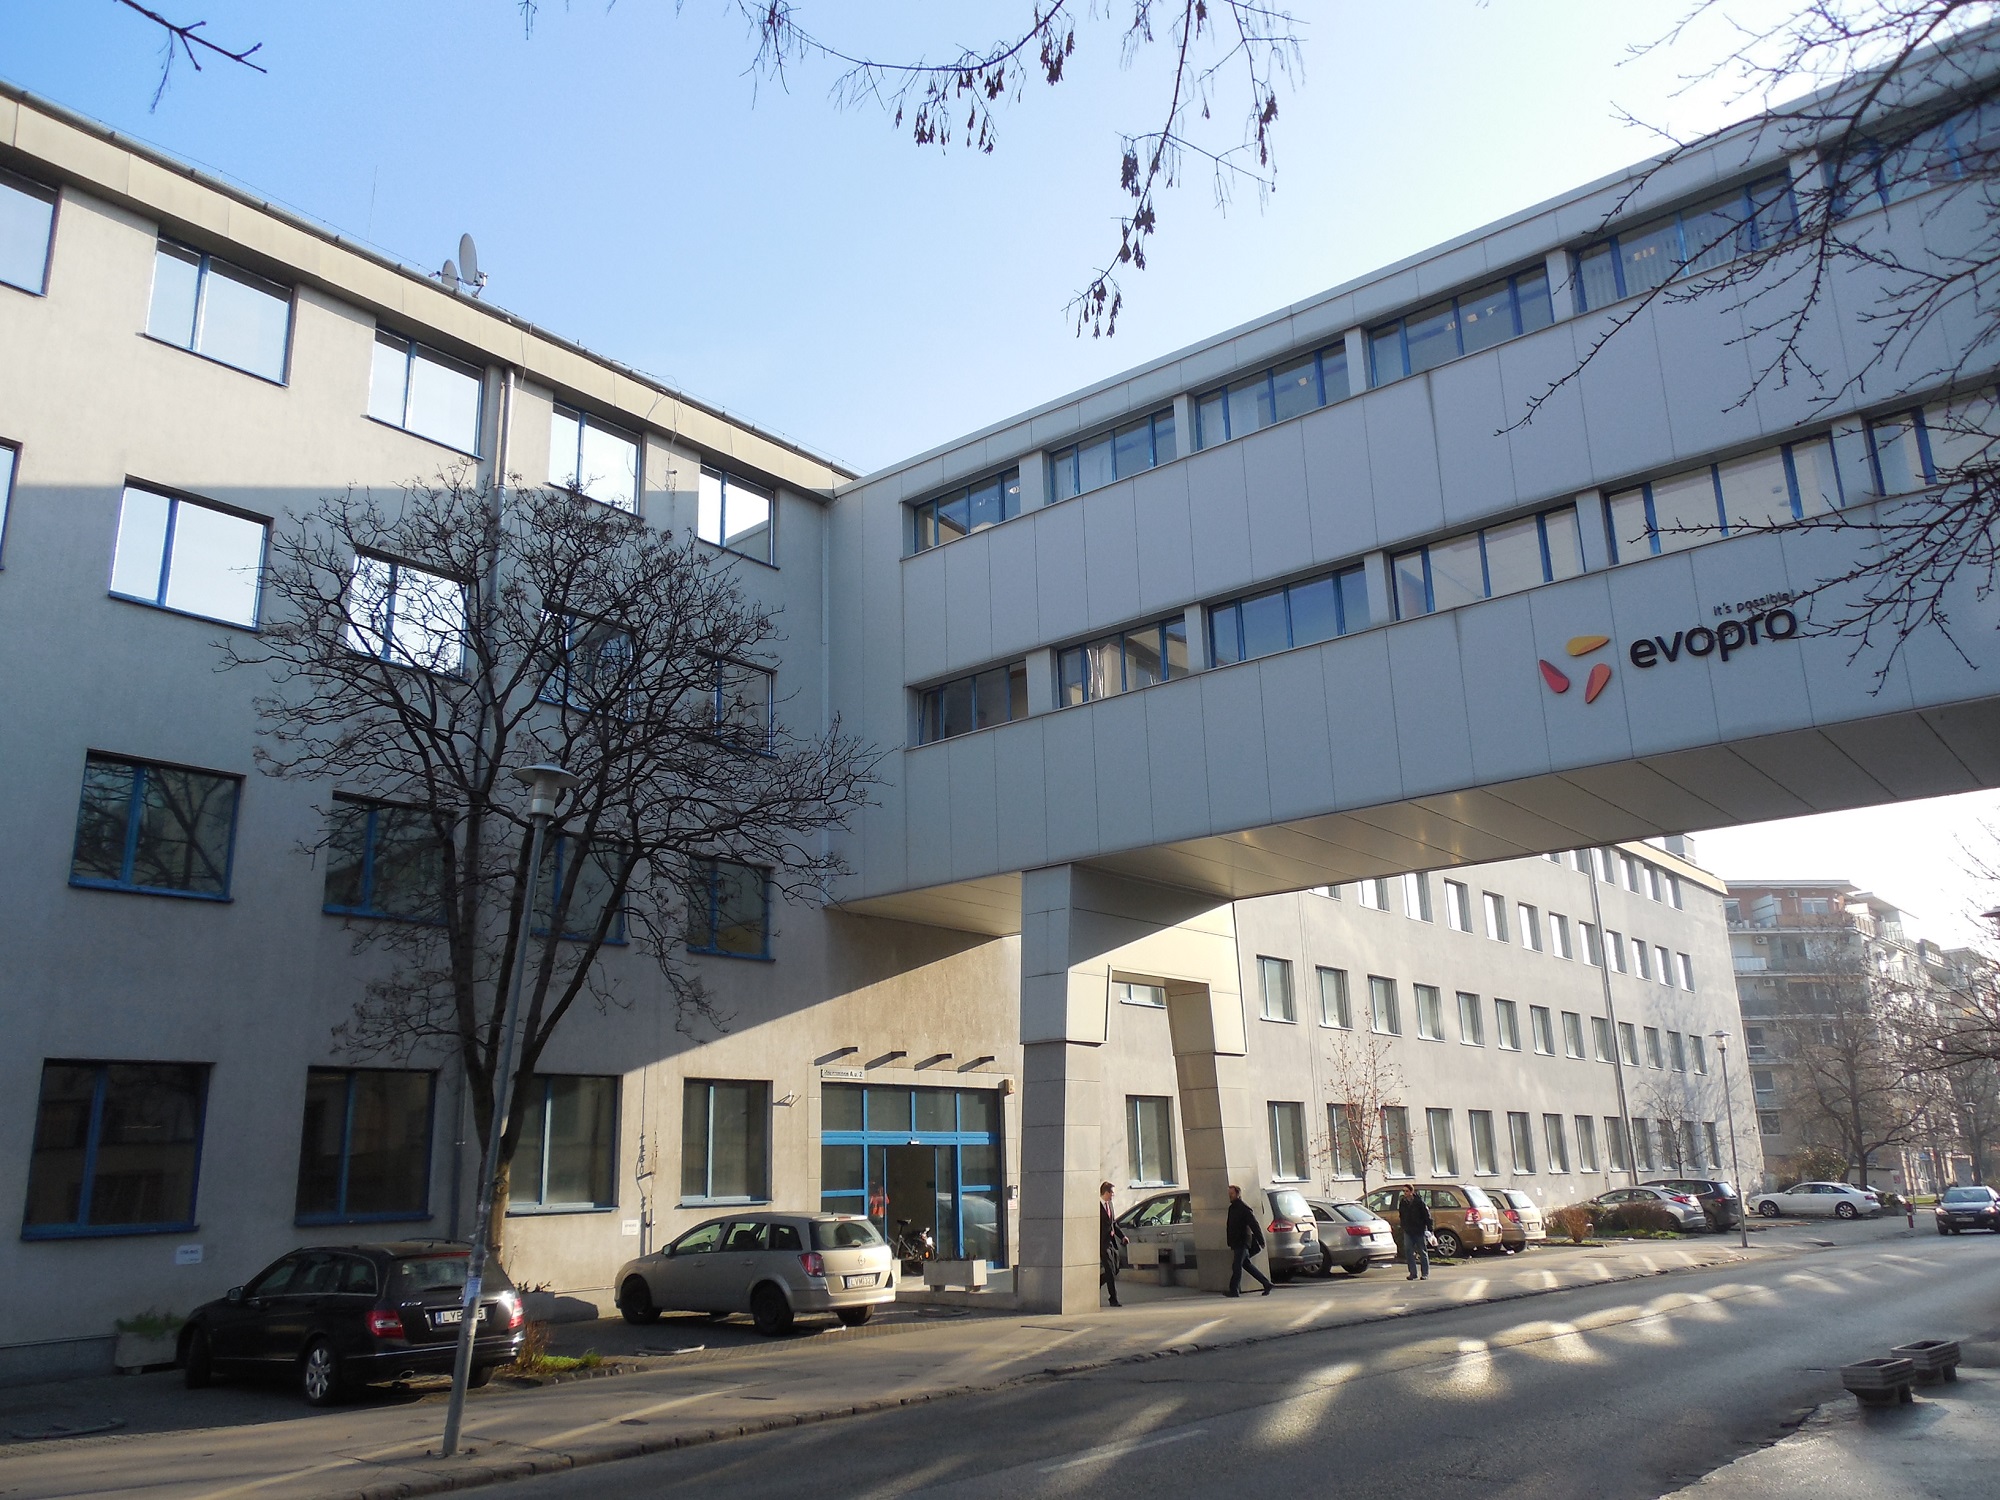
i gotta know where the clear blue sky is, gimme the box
[8,0,1998,936]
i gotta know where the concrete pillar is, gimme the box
[1184,604,1211,671]
[1362,551,1396,627]
[1343,327,1369,392]
[1576,489,1613,573]
[1018,449,1051,514]
[1545,248,1578,321]
[1025,647,1059,715]
[1171,393,1196,457]
[1165,979,1259,1293]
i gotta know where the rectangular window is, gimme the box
[549,404,639,513]
[1115,980,1167,1008]
[537,837,626,943]
[1574,1115,1600,1173]
[917,661,1029,743]
[1403,872,1434,921]
[1608,931,1629,972]
[295,1068,435,1223]
[109,485,266,628]
[1368,975,1400,1035]
[1483,891,1508,941]
[1679,952,1696,990]
[1669,1031,1687,1072]
[1550,912,1572,959]
[1368,266,1553,385]
[1605,1116,1631,1172]
[1380,1106,1413,1178]
[0,440,15,563]
[146,240,291,382]
[345,555,466,673]
[1194,342,1350,449]
[1457,991,1484,1046]
[1392,504,1585,617]
[1592,1016,1614,1062]
[1268,1101,1307,1180]
[1507,1111,1536,1173]
[1529,1005,1555,1055]
[681,1079,770,1201]
[1543,1114,1571,1173]
[513,1075,617,1209]
[1328,1103,1364,1178]
[1633,942,1653,981]
[912,469,1020,552]
[323,799,444,921]
[1426,1108,1459,1176]
[1355,878,1391,912]
[1619,1022,1641,1067]
[1828,95,2000,214]
[0,167,57,294]
[1575,172,1794,309]
[1581,922,1603,967]
[1759,1110,1783,1136]
[1632,1118,1657,1171]
[70,753,239,899]
[1518,903,1542,951]
[710,657,774,751]
[1128,1096,1176,1185]
[1049,409,1177,500]
[1317,967,1352,1028]
[1469,1110,1499,1175]
[369,332,482,453]
[1058,614,1189,704]
[1445,880,1472,933]
[1259,956,1296,1022]
[1655,945,1673,986]
[698,468,776,565]
[1644,1027,1665,1068]
[1414,984,1445,1041]
[1495,998,1521,1051]
[1704,1121,1722,1167]
[687,859,770,958]
[540,615,635,712]
[1620,853,1642,892]
[1690,1034,1708,1075]
[23,1061,208,1236]
[1562,1011,1586,1059]
[1206,563,1370,666]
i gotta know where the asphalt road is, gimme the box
[494,1229,2000,1500]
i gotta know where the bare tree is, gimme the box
[1321,1030,1405,1192]
[219,474,875,1246]
[1636,1069,1721,1175]
[1774,949,1926,1188]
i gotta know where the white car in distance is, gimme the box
[615,1212,896,1335]
[1752,1181,1882,1220]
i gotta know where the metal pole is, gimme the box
[1586,854,1641,1186]
[1714,1033,1750,1250]
[440,806,550,1459]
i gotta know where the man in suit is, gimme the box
[1225,1184,1272,1297]
[1099,1181,1128,1306]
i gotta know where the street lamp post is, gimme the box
[440,762,577,1460]
[1711,1030,1751,1250]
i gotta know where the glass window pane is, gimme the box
[405,349,482,452]
[707,1081,768,1198]
[1368,325,1404,385]
[147,243,201,348]
[1239,588,1288,660]
[1334,566,1370,632]
[1162,616,1188,677]
[935,675,975,739]
[1208,603,1241,666]
[344,1071,432,1215]
[0,173,54,293]
[1542,506,1584,579]
[1196,392,1226,447]
[370,805,443,919]
[1403,300,1459,373]
[1872,413,1924,495]
[1923,393,2000,478]
[85,1064,204,1227]
[1481,515,1544,596]
[294,1071,348,1217]
[368,334,409,425]
[196,261,290,381]
[1514,268,1554,332]
[698,470,727,546]
[1427,532,1486,610]
[823,1084,863,1133]
[162,501,264,626]
[937,490,971,541]
[712,862,766,955]
[1272,356,1318,421]
[1152,410,1177,463]
[823,1143,864,1191]
[1320,343,1351,402]
[1679,190,1751,275]
[1749,173,1796,245]
[1049,448,1079,502]
[110,486,172,602]
[1076,437,1115,495]
[1287,575,1339,647]
[914,1088,954,1133]
[1392,550,1429,617]
[72,758,138,884]
[1717,449,1794,529]
[1226,377,1267,441]
[545,1076,615,1205]
[959,1090,998,1137]
[1604,487,1651,562]
[390,565,465,673]
[578,419,639,513]
[1112,419,1152,479]
[973,665,1013,727]
[1058,646,1089,707]
[1001,470,1021,520]
[1650,469,1723,555]
[1576,244,1619,310]
[1457,280,1515,354]
[1788,436,1844,516]
[1124,626,1165,690]
[868,1087,912,1134]
[322,802,369,911]
[1618,217,1681,295]
[23,1064,99,1227]
[550,407,582,489]
[724,478,774,560]
[129,764,235,895]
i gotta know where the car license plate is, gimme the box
[843,1273,879,1289]
[432,1308,464,1327]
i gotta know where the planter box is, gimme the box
[922,1259,988,1291]
[113,1332,179,1374]
[1840,1357,1915,1406]
[1890,1339,1961,1383]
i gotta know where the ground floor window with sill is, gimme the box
[296,1067,434,1223]
[24,1061,208,1235]
[513,1074,617,1210]
[682,1078,769,1202]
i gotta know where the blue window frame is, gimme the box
[145,239,293,384]
[537,837,627,944]
[294,1068,436,1226]
[345,554,467,673]
[912,469,1021,552]
[323,799,445,922]
[918,660,1029,742]
[0,440,17,566]
[819,1083,1005,1266]
[1195,341,1350,449]
[687,857,770,958]
[510,1075,618,1211]
[1826,93,2000,217]
[1058,615,1189,705]
[1048,409,1177,501]
[1367,269,1554,386]
[1209,563,1370,666]
[23,1061,208,1238]
[682,1078,770,1202]
[698,467,776,565]
[69,753,240,900]
[0,166,58,296]
[708,655,774,752]
[1392,505,1585,618]
[540,615,635,710]
[109,485,268,629]
[1574,174,1795,311]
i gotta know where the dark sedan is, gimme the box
[1935,1185,2000,1234]
[178,1242,524,1405]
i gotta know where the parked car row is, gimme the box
[1118,1187,1400,1277]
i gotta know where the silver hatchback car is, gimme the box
[615,1212,896,1336]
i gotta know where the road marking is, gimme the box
[1041,1427,1208,1471]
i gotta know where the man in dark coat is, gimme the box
[1099,1181,1127,1306]
[1400,1184,1433,1280]
[1224,1184,1272,1297]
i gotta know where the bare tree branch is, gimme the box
[112,0,266,110]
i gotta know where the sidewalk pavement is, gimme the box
[0,1226,1882,1500]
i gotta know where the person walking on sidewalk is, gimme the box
[1225,1185,1273,1297]
[1100,1181,1128,1307]
[1400,1185,1432,1280]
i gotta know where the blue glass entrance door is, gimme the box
[819,1084,1005,1267]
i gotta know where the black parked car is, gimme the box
[1644,1177,1742,1231]
[178,1242,524,1405]
[1935,1185,2000,1234]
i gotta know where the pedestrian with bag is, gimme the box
[1224,1184,1273,1297]
[1100,1181,1128,1307]
[1399,1184,1432,1280]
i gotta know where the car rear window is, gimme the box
[1463,1187,1494,1210]
[391,1253,510,1296]
[1334,1203,1375,1224]
[1269,1189,1312,1222]
[813,1218,883,1250]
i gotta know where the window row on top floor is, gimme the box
[1575,173,1796,311]
[1049,410,1176,503]
[912,469,1021,553]
[1194,341,1351,449]
[1368,267,1554,386]
[917,659,1029,743]
[1209,562,1369,667]
[1827,90,2000,217]
[1059,614,1189,706]
[0,167,57,295]
[1392,504,1583,619]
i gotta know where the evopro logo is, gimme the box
[1627,607,1799,669]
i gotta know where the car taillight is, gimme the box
[800,1252,826,1278]
[504,1295,524,1330]
[1346,1225,1371,1237]
[1269,1220,1294,1234]
[366,1309,404,1339]
[1505,1209,1521,1222]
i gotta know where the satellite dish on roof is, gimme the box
[457,233,486,296]
[439,258,460,293]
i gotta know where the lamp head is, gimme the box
[512,762,578,819]
[1710,1029,1729,1052]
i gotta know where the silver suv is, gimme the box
[615,1212,895,1335]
